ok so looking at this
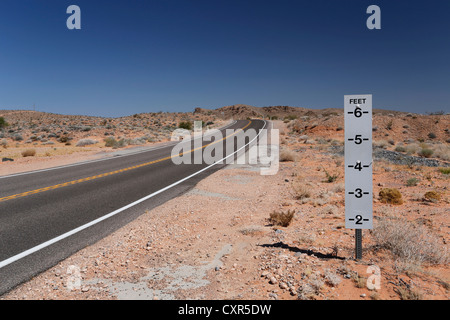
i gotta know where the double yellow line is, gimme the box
[0,121,252,203]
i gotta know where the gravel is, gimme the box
[328,146,449,167]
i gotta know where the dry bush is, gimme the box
[291,180,312,200]
[379,188,403,205]
[279,148,296,162]
[423,191,441,202]
[324,269,342,287]
[372,217,448,266]
[297,274,324,300]
[76,139,98,147]
[21,149,36,157]
[269,209,295,227]
[433,144,450,161]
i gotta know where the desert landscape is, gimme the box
[0,105,448,300]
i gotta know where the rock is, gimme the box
[279,282,288,290]
[360,293,366,298]
[268,292,278,299]
[269,276,278,285]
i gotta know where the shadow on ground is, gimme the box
[259,241,346,260]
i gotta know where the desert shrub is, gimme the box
[405,144,419,155]
[292,181,312,200]
[104,137,118,147]
[178,121,192,130]
[418,148,434,158]
[324,270,342,287]
[76,139,98,147]
[372,217,448,265]
[423,191,441,202]
[128,137,147,145]
[433,144,450,161]
[385,120,393,130]
[12,133,23,141]
[59,136,69,143]
[279,149,295,162]
[297,274,324,300]
[379,188,403,205]
[21,149,36,157]
[373,140,388,149]
[269,209,295,227]
[439,167,450,174]
[322,166,339,183]
[0,117,8,129]
[395,145,406,153]
[406,178,419,187]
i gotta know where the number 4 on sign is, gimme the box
[348,161,371,171]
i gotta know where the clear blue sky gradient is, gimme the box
[0,0,449,117]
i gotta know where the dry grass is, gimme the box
[21,149,36,157]
[379,188,404,205]
[423,191,441,202]
[372,217,448,266]
[279,148,296,162]
[291,180,312,200]
[269,209,295,227]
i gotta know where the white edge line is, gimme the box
[0,120,238,180]
[0,120,265,269]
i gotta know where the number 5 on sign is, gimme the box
[345,95,373,229]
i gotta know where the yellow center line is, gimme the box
[0,121,252,203]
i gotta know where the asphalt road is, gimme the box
[0,119,266,295]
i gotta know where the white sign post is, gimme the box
[344,95,373,259]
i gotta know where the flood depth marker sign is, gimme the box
[345,95,373,259]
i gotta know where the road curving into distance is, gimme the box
[0,119,267,295]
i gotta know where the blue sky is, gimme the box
[0,0,449,117]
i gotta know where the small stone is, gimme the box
[279,282,288,290]
[360,293,366,298]
[269,276,278,285]
[268,293,278,300]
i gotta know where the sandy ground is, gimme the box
[0,121,448,300]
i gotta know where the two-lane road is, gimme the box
[0,119,267,295]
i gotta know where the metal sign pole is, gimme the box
[344,95,373,260]
[355,229,363,260]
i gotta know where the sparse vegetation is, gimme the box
[372,217,448,266]
[322,166,339,183]
[279,149,296,162]
[21,149,36,157]
[76,139,98,147]
[178,121,192,130]
[418,148,434,158]
[269,209,295,227]
[291,181,312,200]
[379,188,403,205]
[423,190,441,202]
[0,117,8,129]
[406,177,419,187]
